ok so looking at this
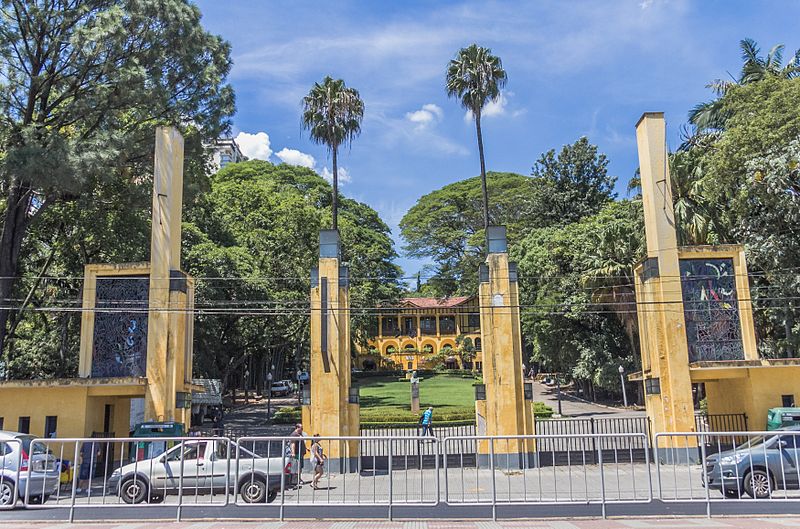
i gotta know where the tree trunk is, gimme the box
[474,112,490,244]
[331,147,339,231]
[0,184,32,371]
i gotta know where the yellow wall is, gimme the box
[705,366,800,430]
[0,386,133,438]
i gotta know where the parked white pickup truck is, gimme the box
[108,438,294,504]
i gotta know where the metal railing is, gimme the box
[654,430,800,517]
[9,430,800,521]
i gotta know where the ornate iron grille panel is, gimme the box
[91,276,149,378]
[679,258,744,362]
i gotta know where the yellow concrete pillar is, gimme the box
[477,226,534,465]
[144,126,184,422]
[634,113,696,451]
[303,230,359,471]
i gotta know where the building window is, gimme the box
[385,345,397,355]
[475,338,482,351]
[219,153,232,168]
[407,362,413,370]
[402,317,417,337]
[0,417,4,430]
[381,316,399,336]
[475,361,482,371]
[462,313,481,333]
[439,316,456,335]
[420,316,436,335]
[783,394,795,407]
[44,416,58,438]
[18,416,30,434]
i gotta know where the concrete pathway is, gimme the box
[4,518,800,528]
[531,382,644,418]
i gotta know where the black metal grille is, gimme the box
[91,276,149,378]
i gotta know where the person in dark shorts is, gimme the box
[288,423,308,485]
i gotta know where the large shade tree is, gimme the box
[446,44,507,245]
[0,0,235,359]
[302,76,364,231]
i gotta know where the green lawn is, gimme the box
[358,374,476,423]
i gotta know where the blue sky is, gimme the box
[194,0,799,278]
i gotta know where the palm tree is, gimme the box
[446,44,507,243]
[302,76,364,230]
[689,39,800,134]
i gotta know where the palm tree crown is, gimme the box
[446,44,507,248]
[302,76,364,231]
[689,39,799,135]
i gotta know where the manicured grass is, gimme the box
[358,374,476,413]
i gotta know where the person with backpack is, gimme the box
[419,406,434,437]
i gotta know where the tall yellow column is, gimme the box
[304,230,359,471]
[634,113,696,452]
[144,127,184,422]
[477,226,534,467]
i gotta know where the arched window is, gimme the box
[386,345,397,355]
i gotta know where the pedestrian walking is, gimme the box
[76,440,100,494]
[419,406,434,437]
[288,423,308,485]
[310,434,327,490]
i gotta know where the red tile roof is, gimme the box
[401,296,473,308]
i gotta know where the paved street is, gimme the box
[531,383,644,419]
[1,518,800,528]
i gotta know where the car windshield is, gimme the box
[734,434,775,451]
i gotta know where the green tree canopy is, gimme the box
[0,0,235,358]
[184,160,401,388]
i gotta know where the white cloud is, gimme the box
[464,92,512,122]
[235,131,272,160]
[275,148,316,169]
[405,103,444,128]
[320,166,352,184]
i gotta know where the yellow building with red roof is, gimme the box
[356,295,483,371]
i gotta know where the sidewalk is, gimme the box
[6,519,800,529]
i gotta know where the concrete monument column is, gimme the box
[302,230,359,471]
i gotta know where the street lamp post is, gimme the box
[244,368,250,404]
[618,365,628,408]
[266,372,273,421]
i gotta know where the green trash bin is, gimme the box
[130,421,185,462]
[766,408,800,430]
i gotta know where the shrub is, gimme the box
[533,401,554,418]
[273,406,301,424]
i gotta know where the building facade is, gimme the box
[356,296,483,371]
[209,137,246,171]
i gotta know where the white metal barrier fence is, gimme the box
[5,430,800,520]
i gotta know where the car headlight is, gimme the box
[719,453,749,465]
[110,469,121,478]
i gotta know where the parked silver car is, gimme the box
[108,438,294,504]
[0,431,59,506]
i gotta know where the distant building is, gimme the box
[210,137,246,171]
[356,296,483,371]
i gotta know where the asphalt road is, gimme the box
[532,382,644,418]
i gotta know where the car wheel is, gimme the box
[267,489,278,503]
[239,478,267,503]
[744,469,773,499]
[119,478,148,504]
[0,481,15,506]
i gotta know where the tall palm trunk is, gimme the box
[474,112,490,241]
[331,146,339,231]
